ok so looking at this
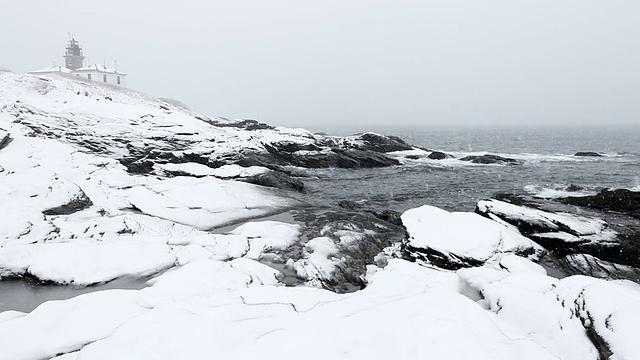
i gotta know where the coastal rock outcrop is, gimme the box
[476,197,640,279]
[574,151,603,157]
[402,205,543,269]
[427,151,451,160]
[560,189,640,219]
[460,154,520,165]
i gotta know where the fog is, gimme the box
[2,0,639,129]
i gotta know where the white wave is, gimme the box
[524,184,599,199]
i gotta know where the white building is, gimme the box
[29,37,128,87]
[73,64,127,86]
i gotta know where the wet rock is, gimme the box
[241,171,305,192]
[560,189,640,219]
[0,130,11,151]
[476,198,640,279]
[262,144,399,168]
[405,155,422,160]
[120,158,155,174]
[42,191,93,216]
[427,151,450,160]
[492,192,535,207]
[460,154,520,165]
[559,253,640,282]
[354,133,413,153]
[565,184,584,192]
[208,118,275,131]
[287,208,407,293]
[574,152,602,157]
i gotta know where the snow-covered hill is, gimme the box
[1,71,639,359]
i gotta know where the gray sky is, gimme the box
[2,0,639,129]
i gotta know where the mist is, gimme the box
[2,0,639,129]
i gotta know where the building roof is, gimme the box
[74,64,127,75]
[28,65,73,74]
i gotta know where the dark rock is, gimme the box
[291,208,407,293]
[337,200,364,211]
[405,155,422,160]
[264,141,321,154]
[492,192,530,206]
[560,189,640,219]
[367,209,404,227]
[427,151,449,160]
[403,244,484,270]
[261,144,399,169]
[120,158,155,174]
[355,133,413,153]
[559,253,640,283]
[565,184,584,192]
[575,152,602,157]
[43,191,93,216]
[241,171,305,192]
[0,131,11,151]
[333,149,400,168]
[476,197,640,277]
[208,119,275,131]
[459,154,520,165]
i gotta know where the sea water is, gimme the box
[304,125,640,212]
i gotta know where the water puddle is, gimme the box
[212,210,298,234]
[0,277,149,313]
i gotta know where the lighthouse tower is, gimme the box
[64,36,85,70]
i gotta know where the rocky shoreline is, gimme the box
[1,71,639,359]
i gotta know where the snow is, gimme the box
[0,242,176,285]
[291,237,343,284]
[228,221,301,259]
[402,205,541,263]
[477,199,617,241]
[156,163,269,178]
[126,176,293,230]
[28,65,73,74]
[553,276,640,359]
[2,71,640,360]
[74,64,125,74]
[5,258,638,359]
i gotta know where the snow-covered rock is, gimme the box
[0,242,176,285]
[3,257,639,359]
[476,199,617,244]
[402,205,543,269]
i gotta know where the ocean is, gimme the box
[304,125,640,213]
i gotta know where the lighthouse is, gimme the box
[64,36,85,70]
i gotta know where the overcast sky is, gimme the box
[2,0,639,129]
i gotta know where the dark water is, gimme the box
[0,277,149,313]
[305,126,640,212]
